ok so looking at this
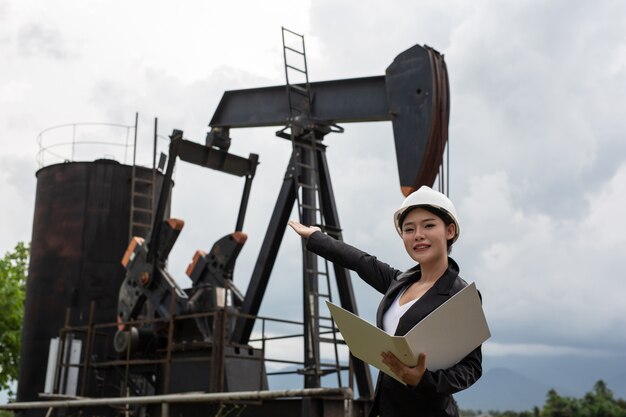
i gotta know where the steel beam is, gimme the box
[209,44,449,194]
[210,76,389,129]
[230,155,298,345]
[177,138,257,177]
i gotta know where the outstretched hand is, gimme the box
[381,351,427,387]
[287,220,321,238]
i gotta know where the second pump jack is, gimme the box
[115,129,262,392]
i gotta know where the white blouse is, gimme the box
[382,286,420,334]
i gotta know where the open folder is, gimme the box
[326,282,490,385]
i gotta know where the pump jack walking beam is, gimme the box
[210,44,450,196]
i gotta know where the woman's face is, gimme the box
[400,207,455,265]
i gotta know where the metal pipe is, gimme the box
[235,173,253,232]
[153,118,158,171]
[0,388,352,410]
[80,302,96,396]
[132,112,139,166]
[153,117,158,213]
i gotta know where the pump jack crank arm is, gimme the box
[118,219,189,325]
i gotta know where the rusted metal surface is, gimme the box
[17,161,169,415]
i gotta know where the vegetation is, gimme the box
[0,242,29,397]
[462,380,626,417]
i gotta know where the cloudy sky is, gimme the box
[2,0,626,405]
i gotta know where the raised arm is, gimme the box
[288,220,321,238]
[288,220,401,294]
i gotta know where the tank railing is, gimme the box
[49,299,353,405]
[36,118,171,168]
[36,122,138,169]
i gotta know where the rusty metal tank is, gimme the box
[16,159,168,412]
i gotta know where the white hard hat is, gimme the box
[393,185,460,242]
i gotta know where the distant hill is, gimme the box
[455,367,574,412]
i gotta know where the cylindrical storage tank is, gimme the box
[16,159,169,415]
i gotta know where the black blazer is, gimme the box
[307,232,482,417]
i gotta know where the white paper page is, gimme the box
[325,301,414,384]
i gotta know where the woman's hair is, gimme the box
[399,205,455,253]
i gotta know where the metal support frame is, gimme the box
[231,142,374,398]
[38,304,360,416]
[209,44,450,195]
[299,138,322,390]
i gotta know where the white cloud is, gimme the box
[459,163,626,349]
[2,0,626,393]
[0,156,36,252]
[0,80,32,104]
[582,163,626,247]
[17,23,70,59]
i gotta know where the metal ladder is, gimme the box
[129,165,155,240]
[280,27,345,387]
[128,114,158,241]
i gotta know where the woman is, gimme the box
[288,185,482,417]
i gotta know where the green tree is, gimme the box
[0,242,29,395]
[541,388,578,417]
[540,381,626,417]
[463,381,626,417]
[578,380,626,417]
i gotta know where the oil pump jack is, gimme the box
[113,30,449,415]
